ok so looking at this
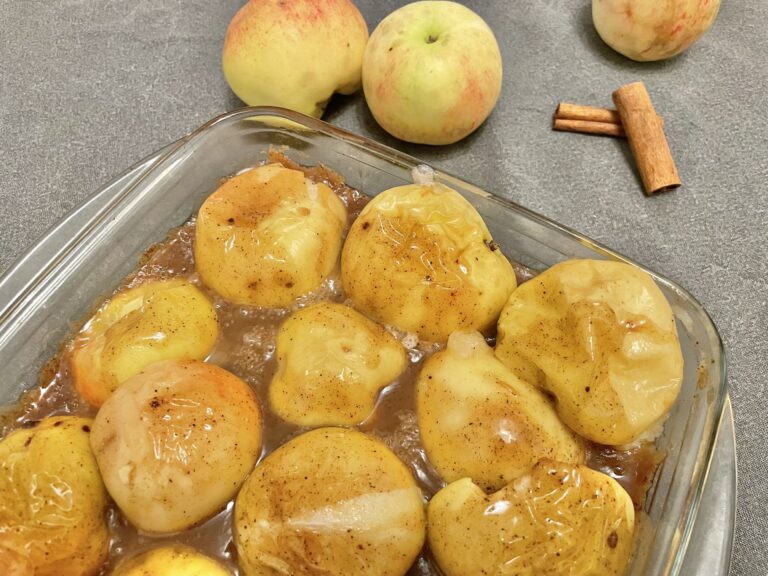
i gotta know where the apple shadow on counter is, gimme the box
[322,92,360,124]
[223,89,362,129]
[338,95,491,167]
[225,91,247,114]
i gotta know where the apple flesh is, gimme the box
[222,0,369,117]
[363,1,502,145]
[593,0,721,62]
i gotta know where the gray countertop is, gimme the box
[1,1,765,573]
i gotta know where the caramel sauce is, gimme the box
[586,442,664,510]
[0,157,661,574]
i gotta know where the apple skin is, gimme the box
[363,1,502,145]
[593,0,721,62]
[222,0,369,117]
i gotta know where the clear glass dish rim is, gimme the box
[0,105,730,574]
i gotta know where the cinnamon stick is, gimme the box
[612,82,680,195]
[555,103,622,125]
[553,118,625,138]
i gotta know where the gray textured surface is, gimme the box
[0,0,765,573]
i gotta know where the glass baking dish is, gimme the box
[0,107,727,575]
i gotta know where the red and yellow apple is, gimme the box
[593,0,721,61]
[362,1,502,145]
[222,0,369,117]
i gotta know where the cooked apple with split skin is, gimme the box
[416,331,584,492]
[111,545,231,576]
[234,427,425,576]
[0,416,109,576]
[428,460,635,576]
[270,301,407,426]
[341,182,517,342]
[90,359,262,534]
[495,259,684,445]
[71,278,218,407]
[195,163,348,307]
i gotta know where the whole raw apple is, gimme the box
[363,1,502,145]
[222,0,369,117]
[593,0,721,62]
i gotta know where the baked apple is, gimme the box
[270,301,407,426]
[495,259,683,445]
[0,417,109,576]
[417,331,584,491]
[341,182,516,342]
[111,545,230,576]
[72,278,218,407]
[428,460,635,576]
[90,359,262,533]
[195,164,347,307]
[234,427,425,575]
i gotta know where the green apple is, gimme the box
[222,0,369,117]
[363,1,502,145]
[593,0,721,61]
